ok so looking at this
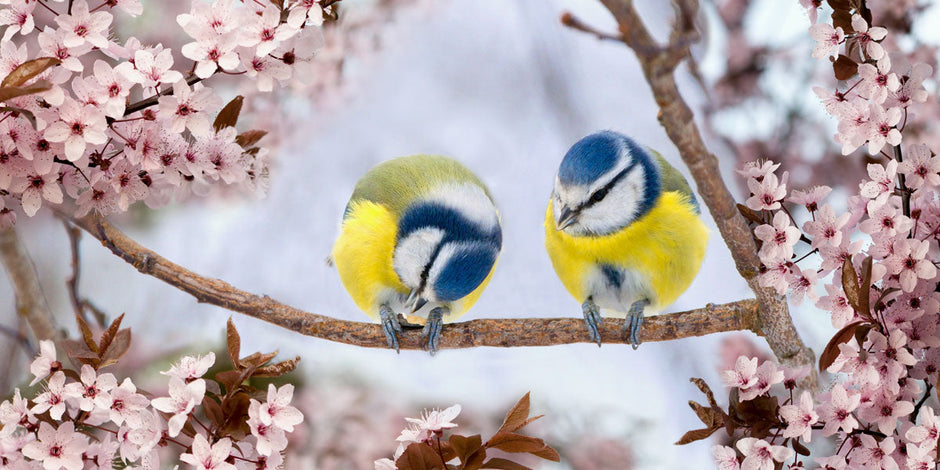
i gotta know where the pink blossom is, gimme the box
[852,13,887,61]
[898,144,940,189]
[860,160,898,199]
[104,378,150,427]
[736,438,793,470]
[907,441,936,470]
[0,388,35,437]
[754,211,800,262]
[857,58,899,104]
[239,5,296,57]
[248,399,288,456]
[721,356,758,390]
[11,171,63,216]
[737,160,780,180]
[813,86,851,116]
[906,406,940,445]
[242,54,291,92]
[746,172,787,211]
[36,26,92,72]
[150,376,206,437]
[713,445,740,470]
[779,390,818,442]
[43,99,107,161]
[29,340,60,386]
[835,97,870,155]
[865,103,902,154]
[859,391,913,435]
[817,282,855,328]
[884,238,936,292]
[815,455,846,470]
[162,352,216,381]
[63,364,117,412]
[54,0,112,49]
[177,0,241,39]
[374,459,397,470]
[803,204,849,249]
[859,196,911,237]
[31,371,70,420]
[818,384,860,436]
[788,185,830,212]
[21,421,88,470]
[739,361,784,401]
[854,435,898,470]
[809,23,844,59]
[258,383,304,432]
[157,81,221,137]
[75,180,119,217]
[121,48,184,89]
[885,62,933,109]
[405,404,462,435]
[758,260,791,295]
[179,434,236,470]
[0,0,35,42]
[787,265,818,305]
[181,33,240,79]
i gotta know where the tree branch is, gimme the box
[0,227,62,341]
[577,0,815,376]
[69,213,762,350]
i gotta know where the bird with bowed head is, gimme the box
[544,131,707,348]
[332,155,502,354]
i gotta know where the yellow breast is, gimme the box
[543,192,708,309]
[331,200,495,323]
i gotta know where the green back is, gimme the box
[345,155,492,217]
[651,150,699,213]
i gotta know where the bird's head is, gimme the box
[393,182,502,311]
[552,131,661,236]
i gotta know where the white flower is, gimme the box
[0,388,35,436]
[405,404,461,434]
[736,437,793,470]
[21,421,89,470]
[31,371,70,420]
[104,377,150,427]
[64,364,118,412]
[151,377,206,437]
[248,399,288,456]
[179,434,236,470]
[157,81,220,137]
[29,339,59,385]
[53,0,112,48]
[258,383,303,432]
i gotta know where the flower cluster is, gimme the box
[0,318,303,469]
[686,3,940,469]
[374,393,559,470]
[0,0,327,228]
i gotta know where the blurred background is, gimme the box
[3,0,940,468]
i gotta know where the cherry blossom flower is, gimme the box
[815,455,847,470]
[818,384,860,436]
[258,383,303,432]
[21,421,88,470]
[374,458,397,470]
[103,378,150,427]
[809,22,843,59]
[0,0,35,42]
[883,238,936,292]
[157,81,221,137]
[54,0,112,49]
[406,404,462,435]
[64,364,118,412]
[817,282,854,328]
[713,445,741,470]
[239,5,296,57]
[851,13,887,60]
[163,352,216,381]
[75,180,119,217]
[906,406,940,445]
[0,388,35,436]
[865,103,902,154]
[758,260,791,295]
[29,340,60,386]
[150,376,206,437]
[739,361,784,401]
[803,204,849,249]
[779,391,818,442]
[898,144,940,189]
[857,59,899,104]
[721,356,758,390]
[177,0,241,39]
[854,435,898,470]
[36,26,93,72]
[885,63,933,109]
[248,399,288,456]
[737,160,780,180]
[181,33,240,79]
[31,371,70,420]
[860,161,899,199]
[907,441,936,470]
[121,48,184,89]
[179,434,236,470]
[754,211,800,262]
[746,172,787,211]
[43,99,108,161]
[11,170,63,216]
[736,438,793,470]
[242,54,291,92]
[787,265,819,305]
[788,185,830,212]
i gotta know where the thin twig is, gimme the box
[61,219,108,328]
[0,227,62,341]
[582,0,815,382]
[69,213,763,350]
[559,11,624,42]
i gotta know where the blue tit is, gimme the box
[544,131,707,348]
[331,155,502,354]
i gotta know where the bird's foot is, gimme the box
[582,297,602,347]
[422,306,447,355]
[379,304,403,352]
[624,299,650,350]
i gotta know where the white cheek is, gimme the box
[571,173,647,235]
[393,227,445,288]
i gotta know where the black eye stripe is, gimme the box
[580,159,638,210]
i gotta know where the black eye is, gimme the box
[590,187,608,204]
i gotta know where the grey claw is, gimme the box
[582,298,602,347]
[422,307,446,355]
[379,305,402,352]
[624,300,649,350]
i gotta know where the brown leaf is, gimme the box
[203,396,225,428]
[218,391,252,439]
[530,447,560,462]
[854,323,873,346]
[819,321,867,372]
[486,432,556,460]
[75,314,98,354]
[252,356,300,378]
[675,427,720,445]
[98,313,125,356]
[235,129,267,148]
[0,81,53,103]
[0,106,37,128]
[240,351,278,369]
[215,369,244,395]
[842,258,863,316]
[99,329,132,366]
[831,8,854,32]
[213,95,244,131]
[397,442,446,470]
[832,54,858,80]
[859,256,872,317]
[227,318,241,369]
[61,339,98,368]
[690,378,720,410]
[1,58,60,88]
[497,392,531,434]
[792,439,810,456]
[689,401,716,427]
[480,458,531,470]
[450,434,483,465]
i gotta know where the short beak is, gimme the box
[556,206,577,231]
[406,289,429,313]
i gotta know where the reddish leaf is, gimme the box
[497,393,531,433]
[689,401,716,427]
[792,439,810,456]
[213,95,244,131]
[1,58,60,87]
[98,313,125,356]
[218,391,252,439]
[530,447,560,462]
[690,378,720,410]
[240,351,278,369]
[486,432,555,459]
[819,321,867,372]
[75,314,98,354]
[450,434,482,464]
[859,256,873,317]
[0,81,53,103]
[203,396,224,428]
[99,329,132,367]
[841,258,863,316]
[480,458,531,470]
[235,129,267,148]
[832,54,858,80]
[397,442,446,470]
[227,318,241,369]
[675,427,720,445]
[831,8,854,33]
[252,356,300,378]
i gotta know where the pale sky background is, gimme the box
[8,0,940,468]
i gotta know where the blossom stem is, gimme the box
[910,381,932,421]
[36,0,58,15]
[894,144,911,218]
